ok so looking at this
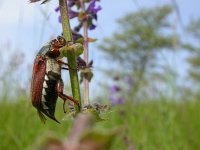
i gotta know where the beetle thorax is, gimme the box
[45,57,61,75]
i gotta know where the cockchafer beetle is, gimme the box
[31,36,80,123]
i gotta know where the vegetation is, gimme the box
[1,1,200,149]
[98,5,180,100]
[0,98,200,150]
[184,19,200,83]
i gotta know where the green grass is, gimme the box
[0,98,200,150]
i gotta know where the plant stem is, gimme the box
[80,0,89,105]
[59,0,81,112]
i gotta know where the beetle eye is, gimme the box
[58,37,66,46]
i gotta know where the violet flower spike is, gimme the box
[86,0,102,30]
[67,0,76,7]
[87,0,102,14]
[55,6,60,12]
[58,16,62,23]
[68,8,79,19]
[89,24,96,30]
[54,0,102,31]
[109,85,121,94]
[109,96,125,106]
[109,96,118,106]
[118,97,125,104]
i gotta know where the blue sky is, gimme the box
[0,0,199,97]
[1,0,199,56]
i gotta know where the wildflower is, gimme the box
[109,96,118,106]
[67,0,77,7]
[86,0,102,30]
[55,4,79,20]
[118,97,125,104]
[87,0,102,15]
[68,8,79,19]
[109,96,125,106]
[54,6,60,12]
[89,24,96,30]
[109,85,121,94]
[54,0,102,31]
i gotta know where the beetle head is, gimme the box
[47,36,66,57]
[38,36,66,58]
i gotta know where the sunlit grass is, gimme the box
[0,98,200,149]
[0,98,73,150]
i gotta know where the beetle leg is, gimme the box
[61,66,79,71]
[57,79,80,113]
[57,59,68,66]
[61,67,69,70]
[58,59,79,71]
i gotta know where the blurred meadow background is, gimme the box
[0,0,200,149]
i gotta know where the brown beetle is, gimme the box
[31,36,79,123]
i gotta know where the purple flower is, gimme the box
[54,0,102,31]
[109,96,125,106]
[87,0,102,14]
[109,83,125,106]
[89,24,96,30]
[68,8,79,19]
[109,96,118,106]
[68,0,77,7]
[55,4,79,20]
[55,6,60,12]
[118,97,125,104]
[58,16,62,23]
[86,0,102,30]
[109,85,121,94]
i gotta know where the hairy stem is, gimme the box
[80,0,89,105]
[59,0,81,112]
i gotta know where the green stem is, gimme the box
[59,0,72,42]
[59,0,81,112]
